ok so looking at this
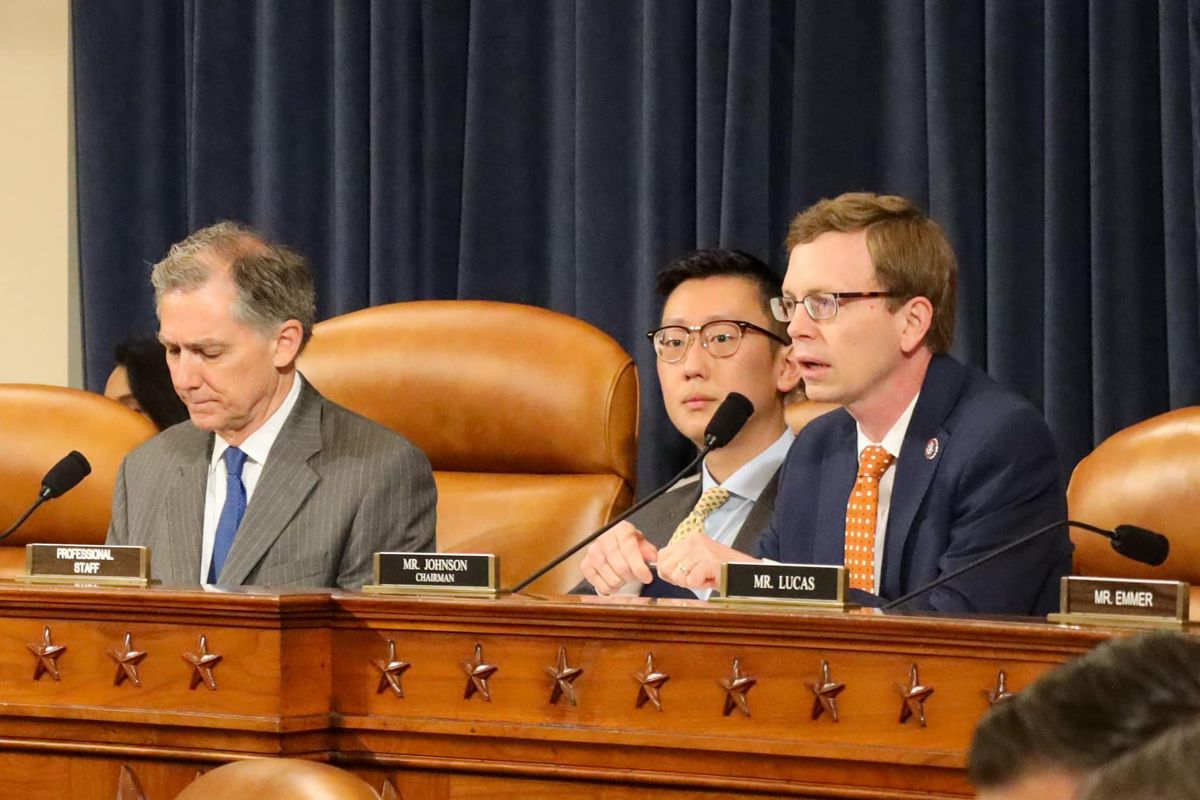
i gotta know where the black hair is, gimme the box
[654,249,785,335]
[114,337,190,431]
[968,632,1200,789]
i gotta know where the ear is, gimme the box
[897,296,933,354]
[774,344,803,394]
[271,319,305,368]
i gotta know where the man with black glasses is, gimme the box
[578,249,802,598]
[653,193,1071,615]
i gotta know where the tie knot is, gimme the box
[857,445,894,480]
[695,486,731,518]
[224,447,248,477]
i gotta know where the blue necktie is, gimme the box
[208,447,248,584]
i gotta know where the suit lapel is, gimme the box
[161,430,211,585]
[814,414,858,566]
[880,355,965,597]
[730,471,779,554]
[219,382,323,585]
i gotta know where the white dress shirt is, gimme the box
[200,375,302,583]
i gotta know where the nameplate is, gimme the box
[363,552,499,596]
[18,543,151,587]
[716,562,851,609]
[1048,576,1189,629]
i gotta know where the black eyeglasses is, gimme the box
[647,319,790,363]
[770,292,895,322]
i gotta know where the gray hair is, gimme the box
[151,221,316,349]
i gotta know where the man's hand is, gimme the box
[655,536,757,591]
[579,521,658,595]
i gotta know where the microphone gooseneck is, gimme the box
[881,518,1172,611]
[507,393,755,594]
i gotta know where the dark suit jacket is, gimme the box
[575,470,780,599]
[755,355,1071,615]
[106,377,437,590]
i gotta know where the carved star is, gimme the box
[460,643,498,701]
[116,765,147,800]
[633,652,670,711]
[718,657,757,717]
[807,659,846,722]
[983,670,1015,706]
[108,631,148,688]
[27,626,67,682]
[545,645,583,706]
[380,780,400,800]
[373,639,411,698]
[182,634,223,691]
[894,663,934,726]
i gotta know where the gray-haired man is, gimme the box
[106,221,436,589]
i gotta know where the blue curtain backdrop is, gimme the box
[72,1,1200,491]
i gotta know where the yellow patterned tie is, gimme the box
[668,486,732,546]
[843,445,896,592]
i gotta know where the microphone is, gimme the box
[0,451,92,544]
[881,518,1171,610]
[508,392,755,594]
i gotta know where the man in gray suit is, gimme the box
[579,249,802,598]
[106,221,436,590]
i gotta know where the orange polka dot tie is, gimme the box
[843,445,895,592]
[668,487,732,546]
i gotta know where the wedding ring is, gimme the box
[677,563,691,575]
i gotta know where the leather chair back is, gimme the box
[175,759,380,799]
[1067,406,1200,583]
[0,385,157,577]
[298,300,638,593]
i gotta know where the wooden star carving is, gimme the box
[373,639,411,698]
[633,652,670,711]
[460,643,498,701]
[894,663,934,726]
[718,657,757,717]
[807,659,846,722]
[27,626,67,682]
[380,779,401,800]
[116,764,148,800]
[545,645,583,706]
[108,631,148,688]
[182,634,223,691]
[983,670,1015,706]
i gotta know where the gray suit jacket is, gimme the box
[106,378,436,590]
[573,469,780,596]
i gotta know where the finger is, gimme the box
[616,533,654,583]
[591,559,626,595]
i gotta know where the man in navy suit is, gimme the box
[653,192,1071,615]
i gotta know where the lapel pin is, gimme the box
[924,438,939,460]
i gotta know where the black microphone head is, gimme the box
[703,392,754,448]
[40,451,92,499]
[1110,524,1170,566]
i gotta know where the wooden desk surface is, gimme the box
[0,583,1141,799]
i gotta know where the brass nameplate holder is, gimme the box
[363,552,499,596]
[17,543,152,587]
[714,562,854,609]
[1048,576,1190,629]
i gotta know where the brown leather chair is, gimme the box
[175,759,380,799]
[1067,407,1200,616]
[297,300,639,594]
[0,385,157,578]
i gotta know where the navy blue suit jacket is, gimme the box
[755,355,1071,615]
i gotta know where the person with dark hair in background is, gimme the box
[104,337,189,430]
[968,632,1200,800]
[578,248,802,598]
[1075,716,1200,800]
[653,192,1071,615]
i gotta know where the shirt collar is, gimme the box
[209,374,303,471]
[702,428,795,500]
[856,390,920,459]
